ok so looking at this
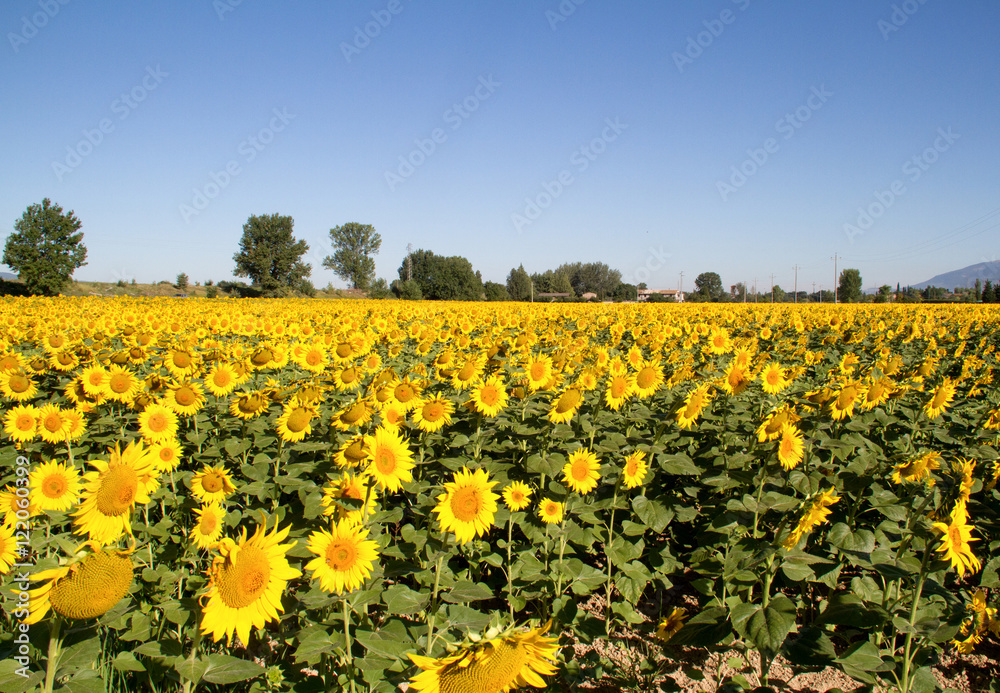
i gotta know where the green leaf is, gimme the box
[442,580,494,603]
[0,659,44,693]
[658,454,702,475]
[355,629,417,659]
[783,625,836,667]
[817,593,888,627]
[173,656,210,686]
[743,595,797,660]
[112,652,146,672]
[632,495,671,533]
[134,639,185,661]
[201,654,265,685]
[670,607,731,647]
[61,670,107,693]
[382,584,430,615]
[56,636,102,678]
[292,627,336,666]
[445,604,490,632]
[835,640,889,685]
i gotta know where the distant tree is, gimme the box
[874,284,893,303]
[771,285,786,303]
[298,278,317,297]
[974,278,982,302]
[692,272,725,302]
[205,285,219,299]
[611,282,638,302]
[506,264,532,301]
[3,198,87,296]
[982,280,995,303]
[367,277,391,299]
[484,281,510,301]
[637,282,648,291]
[391,279,422,300]
[323,222,382,290]
[646,292,675,303]
[233,214,311,297]
[732,282,747,301]
[398,249,481,301]
[176,273,189,290]
[556,261,622,299]
[838,268,863,303]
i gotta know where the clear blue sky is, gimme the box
[2,1,998,293]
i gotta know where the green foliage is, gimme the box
[367,277,392,299]
[391,278,423,300]
[323,222,382,290]
[874,284,893,303]
[397,249,482,301]
[232,214,311,297]
[554,262,622,299]
[838,268,863,303]
[483,281,510,301]
[982,280,995,303]
[506,264,532,301]
[530,269,573,295]
[611,282,638,302]
[691,272,725,302]
[3,198,88,296]
[176,273,189,290]
[205,285,219,299]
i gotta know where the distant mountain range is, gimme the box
[0,272,17,281]
[911,261,1000,290]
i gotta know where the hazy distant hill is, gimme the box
[912,261,1000,290]
[0,272,16,281]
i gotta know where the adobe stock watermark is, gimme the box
[843,127,959,243]
[673,0,751,73]
[384,75,500,193]
[341,0,411,63]
[878,0,930,40]
[10,455,34,679]
[546,0,586,31]
[511,117,627,235]
[51,65,169,182]
[621,246,672,287]
[7,0,71,53]
[716,85,832,202]
[213,0,245,21]
[179,107,295,222]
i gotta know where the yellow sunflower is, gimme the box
[138,403,179,444]
[408,621,559,693]
[0,370,37,402]
[676,383,713,430]
[562,449,601,494]
[330,399,373,432]
[655,607,687,642]
[924,378,956,419]
[782,489,840,550]
[364,426,415,492]
[0,522,17,574]
[759,362,790,395]
[161,381,206,416]
[334,435,369,469]
[305,519,380,594]
[502,481,533,512]
[603,373,634,410]
[4,404,40,444]
[538,499,564,524]
[932,509,981,577]
[632,360,664,398]
[321,473,379,525]
[73,441,157,545]
[621,451,648,489]
[30,460,81,512]
[524,354,554,392]
[191,464,237,503]
[828,382,861,421]
[433,468,499,544]
[276,402,317,442]
[469,376,509,418]
[413,396,455,433]
[102,365,141,403]
[229,390,270,420]
[720,361,752,396]
[891,452,941,486]
[26,546,134,624]
[204,363,239,397]
[149,439,183,473]
[190,503,226,550]
[776,424,804,471]
[200,518,302,645]
[548,388,583,424]
[38,404,68,443]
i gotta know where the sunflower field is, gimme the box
[1,296,999,693]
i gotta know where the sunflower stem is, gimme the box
[343,598,356,693]
[425,537,448,656]
[507,514,515,620]
[897,543,934,693]
[42,616,63,693]
[605,487,618,636]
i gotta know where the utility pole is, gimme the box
[753,278,758,304]
[770,273,776,303]
[406,243,413,281]
[831,253,839,304]
[811,281,816,303]
[793,265,799,303]
[679,271,684,294]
